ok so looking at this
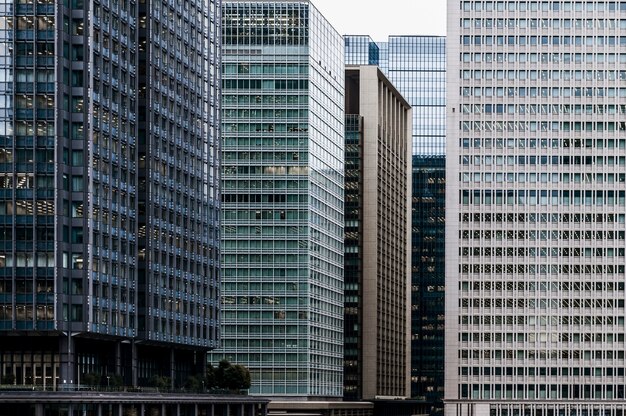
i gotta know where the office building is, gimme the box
[216,0,345,398]
[343,65,412,401]
[345,36,447,409]
[447,1,626,415]
[0,0,221,391]
[136,0,222,371]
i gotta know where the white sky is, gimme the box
[311,0,447,41]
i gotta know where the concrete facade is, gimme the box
[345,36,447,410]
[344,66,412,401]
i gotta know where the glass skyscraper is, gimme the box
[448,1,626,415]
[216,0,345,397]
[411,155,445,410]
[345,35,446,156]
[0,0,221,389]
[137,0,221,351]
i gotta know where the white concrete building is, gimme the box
[447,1,626,415]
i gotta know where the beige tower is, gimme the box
[344,65,412,400]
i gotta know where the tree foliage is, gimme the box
[214,359,251,391]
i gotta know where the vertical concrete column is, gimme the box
[115,341,122,376]
[197,350,207,377]
[170,348,175,389]
[131,341,138,386]
[59,333,75,387]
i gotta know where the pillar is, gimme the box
[131,340,138,387]
[58,333,75,388]
[170,348,175,389]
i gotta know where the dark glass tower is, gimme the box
[137,0,222,348]
[343,114,361,399]
[411,155,445,411]
[0,0,221,390]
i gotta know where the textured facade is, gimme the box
[215,0,345,398]
[137,0,222,350]
[0,0,221,390]
[343,66,412,401]
[345,36,446,156]
[447,1,626,415]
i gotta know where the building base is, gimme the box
[268,400,374,416]
[0,391,269,416]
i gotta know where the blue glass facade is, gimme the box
[344,35,379,65]
[0,0,222,390]
[345,36,446,156]
[137,0,222,350]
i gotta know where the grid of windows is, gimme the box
[137,0,221,349]
[448,1,626,414]
[90,0,139,340]
[0,0,222,390]
[344,36,379,65]
[343,67,412,401]
[411,156,445,407]
[215,0,344,398]
[0,0,57,336]
[346,35,447,408]
[343,115,361,400]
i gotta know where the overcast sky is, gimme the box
[311,0,447,41]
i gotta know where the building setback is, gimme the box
[343,65,412,401]
[447,1,626,415]
[0,0,221,389]
[215,0,345,398]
